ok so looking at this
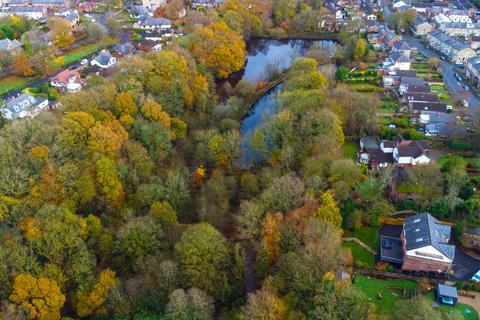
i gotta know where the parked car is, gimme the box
[463,100,469,108]
[464,84,469,90]
[440,56,446,61]
[81,59,89,66]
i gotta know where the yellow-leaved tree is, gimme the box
[75,269,119,318]
[314,191,342,228]
[10,274,65,320]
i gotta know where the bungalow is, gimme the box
[129,5,151,19]
[410,101,452,113]
[0,38,21,54]
[50,69,82,91]
[401,213,454,272]
[413,18,435,36]
[358,136,430,168]
[383,52,411,71]
[383,70,417,87]
[114,42,136,55]
[403,92,439,105]
[419,111,456,125]
[3,92,49,120]
[436,285,458,306]
[91,50,116,69]
[426,30,476,63]
[134,16,172,30]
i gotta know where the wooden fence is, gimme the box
[356,269,446,285]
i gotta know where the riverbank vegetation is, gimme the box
[2,0,480,319]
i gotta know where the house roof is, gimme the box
[420,111,456,124]
[369,149,394,163]
[404,92,439,103]
[114,43,136,54]
[411,101,449,113]
[360,136,380,150]
[428,30,470,51]
[404,213,455,260]
[52,69,80,84]
[394,69,417,77]
[138,16,171,26]
[6,92,36,110]
[130,4,150,17]
[94,51,113,65]
[401,77,424,86]
[0,38,21,51]
[408,84,431,93]
[393,40,412,51]
[437,284,458,298]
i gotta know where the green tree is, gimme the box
[175,223,230,299]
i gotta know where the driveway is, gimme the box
[453,244,480,281]
[458,294,480,316]
[403,36,480,114]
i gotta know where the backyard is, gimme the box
[424,291,478,320]
[342,142,359,160]
[342,241,375,268]
[345,226,379,249]
[62,43,101,66]
[354,275,419,314]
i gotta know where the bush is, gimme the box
[448,140,472,151]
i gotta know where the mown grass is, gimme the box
[354,275,418,315]
[431,84,446,91]
[424,291,479,320]
[342,241,375,268]
[0,76,30,95]
[345,226,378,248]
[342,142,359,160]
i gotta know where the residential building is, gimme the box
[114,42,136,55]
[407,84,431,93]
[399,77,426,95]
[410,101,452,113]
[392,40,412,57]
[54,8,79,27]
[466,56,480,86]
[141,0,165,10]
[3,92,49,120]
[0,38,21,54]
[31,0,68,8]
[440,22,480,37]
[0,6,47,19]
[367,14,377,20]
[4,0,28,6]
[411,1,431,13]
[434,13,451,24]
[447,9,472,23]
[403,92,439,104]
[50,69,82,91]
[367,21,381,33]
[134,16,172,30]
[77,1,100,11]
[414,18,435,36]
[393,0,411,9]
[383,52,411,71]
[426,30,476,63]
[401,213,454,272]
[130,5,151,19]
[358,136,430,168]
[468,35,480,49]
[90,50,116,69]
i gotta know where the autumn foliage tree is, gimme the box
[75,269,119,317]
[10,274,65,320]
[186,21,246,78]
[314,191,342,228]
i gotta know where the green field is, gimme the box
[354,275,418,314]
[424,291,478,320]
[431,84,446,91]
[62,43,101,66]
[342,241,375,268]
[345,226,378,248]
[350,83,385,92]
[342,142,359,160]
[0,76,30,95]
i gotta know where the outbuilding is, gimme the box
[436,284,458,306]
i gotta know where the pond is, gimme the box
[238,38,336,164]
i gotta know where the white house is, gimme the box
[447,9,472,23]
[50,69,82,91]
[367,14,377,21]
[91,50,116,69]
[392,140,431,165]
[393,0,410,9]
[135,16,172,30]
[3,92,49,120]
[383,52,411,71]
[141,0,165,10]
[0,6,47,19]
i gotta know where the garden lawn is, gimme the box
[342,241,375,268]
[424,291,478,320]
[431,84,446,91]
[342,142,359,160]
[62,43,100,66]
[354,275,418,315]
[350,83,385,92]
[438,92,450,100]
[0,76,30,95]
[345,226,378,248]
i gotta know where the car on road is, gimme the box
[463,100,469,107]
[81,59,89,66]
[464,84,469,90]
[457,81,462,86]
[440,56,446,60]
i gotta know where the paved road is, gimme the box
[403,36,480,114]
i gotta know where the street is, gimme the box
[403,36,480,113]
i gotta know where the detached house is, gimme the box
[401,213,455,272]
[392,40,412,56]
[0,38,21,54]
[414,18,435,36]
[383,52,411,71]
[91,50,116,69]
[134,16,172,30]
[3,92,49,120]
[358,136,430,168]
[50,69,82,92]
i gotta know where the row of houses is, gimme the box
[426,29,476,63]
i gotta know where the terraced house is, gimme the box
[466,56,480,87]
[426,30,476,63]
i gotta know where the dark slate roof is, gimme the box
[393,40,412,51]
[391,51,410,63]
[401,77,424,86]
[405,92,439,103]
[360,136,380,150]
[404,213,455,259]
[411,102,449,113]
[383,140,397,148]
[408,84,431,93]
[94,51,113,65]
[395,69,417,77]
[369,149,394,163]
[437,284,458,298]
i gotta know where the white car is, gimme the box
[472,270,480,282]
[463,100,469,108]
[80,59,89,66]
